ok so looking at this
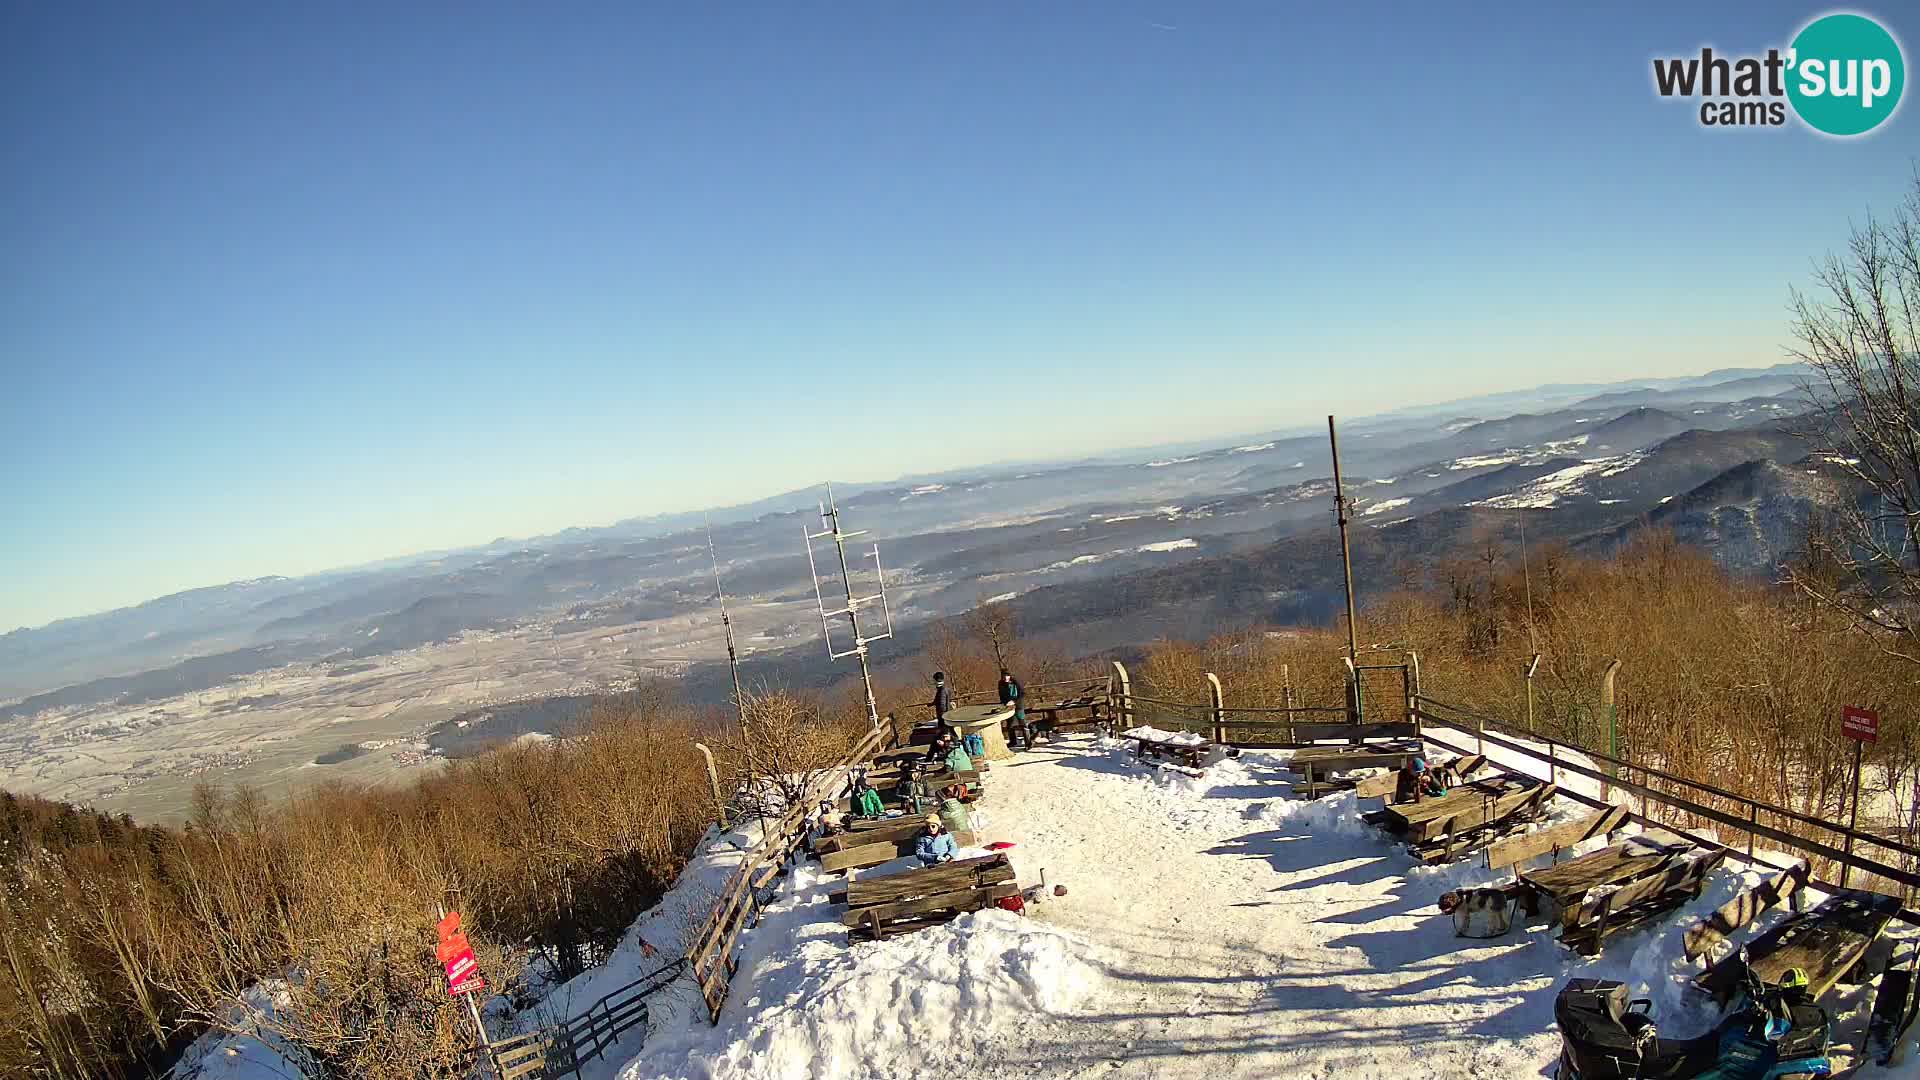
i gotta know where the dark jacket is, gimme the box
[999,678,1023,708]
[932,682,953,719]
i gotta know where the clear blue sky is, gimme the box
[2,1,1914,631]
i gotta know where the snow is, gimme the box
[1289,461,1305,469]
[1146,455,1202,468]
[1135,538,1197,553]
[1475,453,1644,509]
[1449,452,1525,470]
[1119,724,1209,747]
[1231,442,1276,454]
[1361,497,1411,516]
[599,726,1916,1079]
[983,591,1018,604]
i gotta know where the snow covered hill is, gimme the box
[588,732,1917,1079]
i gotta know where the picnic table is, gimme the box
[836,853,1017,940]
[1121,726,1212,768]
[944,703,1017,761]
[1696,890,1904,1002]
[1517,833,1724,954]
[1288,740,1423,799]
[1371,775,1556,862]
[1025,688,1110,739]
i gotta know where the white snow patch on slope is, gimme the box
[1449,452,1526,470]
[1231,442,1276,453]
[1475,453,1645,509]
[1362,497,1411,516]
[1146,455,1201,468]
[983,591,1018,604]
[1136,538,1196,553]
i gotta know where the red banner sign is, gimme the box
[1842,705,1879,743]
[436,911,485,996]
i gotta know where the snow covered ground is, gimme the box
[605,730,1918,1080]
[177,729,1918,1078]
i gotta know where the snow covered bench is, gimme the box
[1120,726,1213,769]
[836,853,1018,940]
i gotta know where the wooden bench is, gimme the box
[1695,889,1904,1002]
[818,829,977,874]
[1514,833,1723,955]
[1289,740,1428,799]
[1121,728,1213,769]
[1352,754,1490,802]
[837,854,1017,940]
[1369,775,1556,863]
[1026,689,1110,739]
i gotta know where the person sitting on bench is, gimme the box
[914,815,957,865]
[925,730,957,765]
[852,775,885,818]
[1393,757,1447,803]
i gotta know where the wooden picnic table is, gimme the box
[1289,741,1423,798]
[1697,889,1904,1002]
[1122,728,1212,768]
[945,703,1016,761]
[1519,838,1677,923]
[1376,776,1537,844]
[836,853,1017,939]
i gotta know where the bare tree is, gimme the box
[964,597,1020,671]
[1790,172,1920,665]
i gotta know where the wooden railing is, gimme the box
[685,722,891,1023]
[484,958,684,1080]
[1413,694,1920,905]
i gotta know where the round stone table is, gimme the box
[943,703,1017,762]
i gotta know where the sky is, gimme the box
[2,1,1916,631]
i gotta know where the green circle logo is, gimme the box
[1788,13,1905,136]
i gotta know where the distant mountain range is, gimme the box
[0,360,1845,714]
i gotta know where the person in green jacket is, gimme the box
[852,775,885,818]
[943,742,974,775]
[937,796,971,836]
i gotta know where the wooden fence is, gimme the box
[685,722,891,1022]
[1412,694,1920,906]
[485,958,684,1080]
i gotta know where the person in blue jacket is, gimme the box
[914,815,957,865]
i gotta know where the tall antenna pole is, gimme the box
[804,483,894,730]
[1519,513,1538,654]
[707,521,744,722]
[1328,416,1360,663]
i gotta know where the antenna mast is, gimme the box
[803,482,894,730]
[707,522,745,721]
[1328,416,1360,663]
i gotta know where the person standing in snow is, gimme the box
[914,815,957,865]
[930,671,955,739]
[999,669,1029,749]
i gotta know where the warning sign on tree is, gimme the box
[436,910,485,997]
[1842,705,1879,743]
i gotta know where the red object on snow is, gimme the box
[996,894,1026,914]
[985,841,1016,851]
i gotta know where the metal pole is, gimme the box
[439,901,498,1078]
[1328,416,1359,665]
[1842,738,1864,889]
[707,524,745,722]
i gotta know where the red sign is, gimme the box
[1842,705,1879,743]
[436,910,485,996]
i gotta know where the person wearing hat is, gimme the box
[914,814,957,865]
[930,671,955,736]
[998,669,1029,749]
[1394,756,1433,804]
[852,774,885,819]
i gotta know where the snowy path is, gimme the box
[979,739,1566,1077]
[608,733,1911,1080]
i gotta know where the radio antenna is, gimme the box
[803,482,893,730]
[707,520,745,722]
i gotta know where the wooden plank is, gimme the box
[1404,781,1554,845]
[1354,771,1398,799]
[840,855,1011,906]
[1683,861,1811,961]
[820,842,899,873]
[850,910,964,941]
[838,883,1018,927]
[1289,722,1420,743]
[1696,890,1904,1001]
[1487,805,1630,871]
[1570,849,1723,929]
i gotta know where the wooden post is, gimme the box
[1111,661,1132,732]
[1406,651,1421,733]
[1599,660,1622,801]
[1343,656,1360,735]
[1842,737,1864,889]
[693,742,725,829]
[1205,672,1224,745]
